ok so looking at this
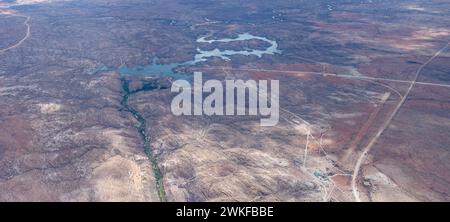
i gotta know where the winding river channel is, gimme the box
[120,78,167,202]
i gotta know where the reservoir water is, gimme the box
[118,58,185,78]
[193,33,282,63]
[118,33,281,77]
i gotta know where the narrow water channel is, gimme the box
[120,78,167,202]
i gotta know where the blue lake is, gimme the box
[117,33,282,78]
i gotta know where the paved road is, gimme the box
[198,67,450,88]
[351,43,450,202]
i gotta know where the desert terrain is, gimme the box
[0,0,449,201]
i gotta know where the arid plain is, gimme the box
[0,0,449,201]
